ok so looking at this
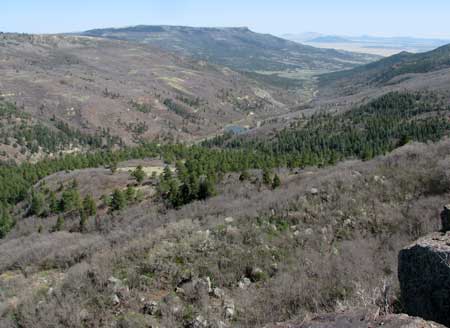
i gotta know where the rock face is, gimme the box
[266,310,445,328]
[441,205,450,232]
[398,232,450,326]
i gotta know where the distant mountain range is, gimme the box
[79,25,379,75]
[283,33,450,56]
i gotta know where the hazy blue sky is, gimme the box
[2,0,450,38]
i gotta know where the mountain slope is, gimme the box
[285,33,450,56]
[318,44,450,98]
[0,33,298,161]
[80,25,379,74]
[321,44,450,84]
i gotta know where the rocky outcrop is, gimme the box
[398,232,450,326]
[266,310,445,328]
[441,204,450,232]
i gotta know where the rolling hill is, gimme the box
[80,25,379,74]
[0,33,301,162]
[317,43,450,99]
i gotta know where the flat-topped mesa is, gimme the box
[398,231,450,327]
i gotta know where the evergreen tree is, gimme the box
[110,189,126,211]
[29,192,45,216]
[49,191,59,213]
[82,194,97,217]
[163,165,172,180]
[60,189,81,212]
[132,165,146,184]
[52,216,64,232]
[71,178,78,189]
[262,168,272,185]
[125,186,136,203]
[272,174,281,189]
[167,179,180,208]
[198,175,216,200]
[109,161,118,174]
[239,170,250,181]
[0,207,13,238]
[79,211,88,232]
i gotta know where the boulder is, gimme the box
[249,267,266,282]
[223,298,235,320]
[212,287,225,299]
[142,301,159,316]
[238,277,251,289]
[224,217,234,224]
[192,315,208,328]
[111,294,120,305]
[398,232,450,326]
[108,276,130,299]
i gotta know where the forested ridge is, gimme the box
[1,92,449,237]
[204,92,450,165]
[0,102,120,157]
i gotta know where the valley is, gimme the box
[0,18,450,328]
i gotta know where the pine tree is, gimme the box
[60,189,81,212]
[262,168,272,185]
[198,175,216,200]
[167,179,180,208]
[125,186,136,203]
[132,165,146,184]
[239,170,250,181]
[110,189,126,211]
[83,194,97,217]
[71,178,78,189]
[272,174,281,189]
[53,216,65,232]
[29,192,45,216]
[79,211,88,232]
[0,207,13,238]
[109,161,118,174]
[163,165,172,180]
[49,191,59,213]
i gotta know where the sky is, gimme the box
[2,0,450,38]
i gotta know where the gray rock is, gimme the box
[107,276,129,299]
[111,294,120,305]
[212,287,225,299]
[264,310,445,327]
[192,315,208,328]
[310,188,319,195]
[175,287,185,295]
[79,309,89,321]
[224,217,234,223]
[398,232,450,326]
[142,301,159,316]
[304,228,314,235]
[249,267,265,282]
[223,299,235,320]
[193,277,212,294]
[238,277,251,289]
[440,204,450,232]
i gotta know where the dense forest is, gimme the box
[203,92,450,165]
